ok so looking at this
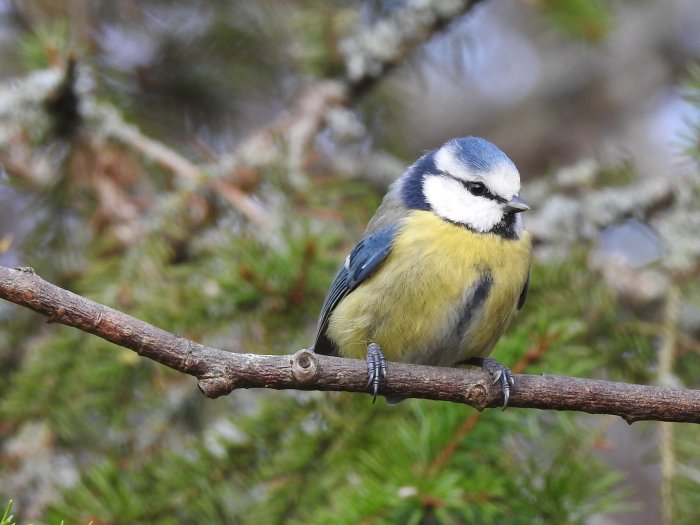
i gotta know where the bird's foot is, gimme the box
[461,357,515,410]
[366,342,387,403]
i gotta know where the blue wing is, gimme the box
[313,224,399,355]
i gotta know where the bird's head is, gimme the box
[401,136,529,237]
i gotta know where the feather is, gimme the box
[313,223,399,355]
[517,270,530,310]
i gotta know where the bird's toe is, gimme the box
[366,343,387,403]
[482,357,514,410]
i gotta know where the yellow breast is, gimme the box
[327,210,531,365]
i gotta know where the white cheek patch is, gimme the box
[422,176,505,233]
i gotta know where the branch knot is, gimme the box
[466,382,489,410]
[291,349,319,385]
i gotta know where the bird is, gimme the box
[312,136,531,407]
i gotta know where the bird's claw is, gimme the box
[366,343,387,403]
[483,358,515,410]
[459,357,515,410]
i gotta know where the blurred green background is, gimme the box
[1,0,700,524]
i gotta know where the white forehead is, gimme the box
[434,139,521,198]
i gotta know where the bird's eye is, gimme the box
[466,181,486,196]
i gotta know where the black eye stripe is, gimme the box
[453,177,501,201]
[465,181,486,195]
[436,172,508,203]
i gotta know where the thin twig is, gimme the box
[341,0,483,96]
[659,283,681,524]
[1,265,700,424]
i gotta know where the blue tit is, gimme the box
[313,136,531,407]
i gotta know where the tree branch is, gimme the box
[340,0,484,96]
[1,265,699,424]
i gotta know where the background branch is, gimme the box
[2,264,698,425]
[340,0,483,96]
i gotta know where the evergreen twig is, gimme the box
[2,265,700,424]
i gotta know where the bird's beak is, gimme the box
[504,195,530,213]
